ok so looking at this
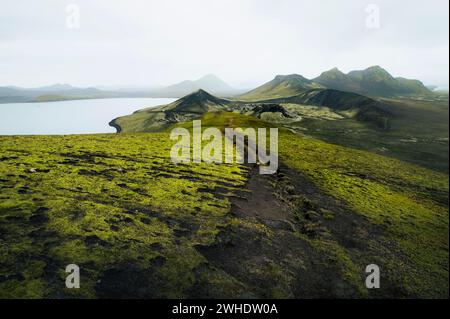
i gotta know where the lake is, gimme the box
[0,98,176,135]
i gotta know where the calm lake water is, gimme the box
[0,98,176,135]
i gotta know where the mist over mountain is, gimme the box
[155,74,242,97]
[0,84,114,103]
[28,83,76,92]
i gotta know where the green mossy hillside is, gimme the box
[278,130,448,297]
[0,133,247,298]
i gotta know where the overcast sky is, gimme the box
[0,0,448,88]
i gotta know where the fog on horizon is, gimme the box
[0,0,448,89]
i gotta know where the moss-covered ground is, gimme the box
[279,130,448,297]
[0,112,448,298]
[200,112,449,297]
[0,133,248,298]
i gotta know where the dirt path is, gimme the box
[189,124,405,298]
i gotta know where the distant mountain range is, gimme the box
[314,66,431,98]
[239,66,433,100]
[0,75,245,103]
[0,84,114,103]
[0,67,439,104]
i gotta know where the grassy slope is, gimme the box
[279,130,448,297]
[111,110,171,133]
[237,85,302,101]
[0,112,448,298]
[237,75,323,101]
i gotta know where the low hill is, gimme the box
[110,89,230,132]
[0,87,32,103]
[161,89,229,113]
[31,94,89,102]
[238,74,323,101]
